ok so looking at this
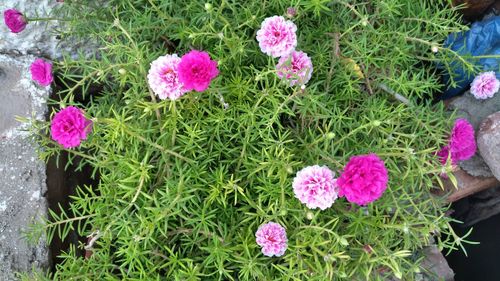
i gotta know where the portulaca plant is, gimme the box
[12,0,480,280]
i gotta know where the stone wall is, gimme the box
[0,55,50,279]
[0,1,61,279]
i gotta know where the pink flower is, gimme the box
[3,9,27,33]
[256,16,297,58]
[436,145,451,165]
[337,154,389,206]
[276,50,313,86]
[147,54,188,100]
[292,165,338,210]
[470,71,499,99]
[438,118,476,164]
[50,106,92,148]
[30,58,53,86]
[178,50,219,92]
[255,222,288,257]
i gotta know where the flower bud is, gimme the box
[286,7,297,18]
[306,211,314,220]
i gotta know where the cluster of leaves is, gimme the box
[26,0,474,280]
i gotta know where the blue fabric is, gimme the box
[442,16,500,99]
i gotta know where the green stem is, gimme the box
[27,17,67,22]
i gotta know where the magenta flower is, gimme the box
[256,16,297,58]
[147,54,187,100]
[255,222,288,257]
[30,58,53,87]
[337,154,389,206]
[436,146,451,165]
[3,9,27,33]
[276,50,313,86]
[50,106,92,149]
[437,118,476,164]
[178,50,219,92]
[470,71,499,99]
[292,165,338,210]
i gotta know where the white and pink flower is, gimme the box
[256,16,297,58]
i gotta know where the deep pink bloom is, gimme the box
[177,50,219,92]
[292,165,338,210]
[470,71,499,99]
[147,54,187,100]
[3,9,27,33]
[30,58,53,86]
[256,16,297,58]
[438,118,476,164]
[436,145,451,165]
[50,106,92,149]
[255,222,288,257]
[337,154,389,206]
[276,50,313,86]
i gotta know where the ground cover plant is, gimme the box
[15,0,480,280]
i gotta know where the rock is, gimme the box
[447,91,500,177]
[477,112,500,181]
[0,54,50,280]
[420,244,454,281]
[436,168,500,202]
[0,0,98,59]
[449,91,500,130]
[0,54,48,137]
[457,154,493,177]
[381,243,455,281]
[0,0,59,58]
[452,184,500,226]
[452,0,495,20]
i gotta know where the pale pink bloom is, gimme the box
[276,50,313,86]
[470,71,499,99]
[255,222,288,257]
[178,50,219,92]
[337,154,388,206]
[256,16,297,58]
[437,118,476,164]
[292,165,338,210]
[147,54,188,100]
[50,106,92,148]
[30,58,53,87]
[3,9,27,33]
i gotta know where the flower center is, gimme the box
[266,235,277,242]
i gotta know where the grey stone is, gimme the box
[477,112,500,181]
[448,91,500,177]
[0,58,31,135]
[0,136,49,280]
[453,184,500,227]
[0,0,99,60]
[457,154,493,177]
[420,244,454,281]
[382,244,454,281]
[0,54,48,137]
[0,54,50,280]
[0,0,59,58]
[449,91,500,130]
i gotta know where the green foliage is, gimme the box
[30,0,475,280]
